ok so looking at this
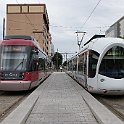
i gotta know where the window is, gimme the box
[29,6,44,13]
[68,60,73,71]
[78,54,84,74]
[22,6,28,13]
[83,52,87,75]
[77,52,88,75]
[8,6,20,13]
[31,50,39,71]
[0,46,29,71]
[72,58,77,71]
[99,46,124,79]
[88,50,99,78]
[38,58,45,71]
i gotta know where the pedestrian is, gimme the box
[60,66,63,72]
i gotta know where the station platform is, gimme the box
[1,72,123,124]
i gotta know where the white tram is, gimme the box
[67,35,124,95]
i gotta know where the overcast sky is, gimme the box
[0,0,124,58]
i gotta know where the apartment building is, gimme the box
[105,16,124,38]
[6,4,54,56]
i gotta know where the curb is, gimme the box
[75,84,124,124]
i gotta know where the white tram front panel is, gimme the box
[96,44,124,95]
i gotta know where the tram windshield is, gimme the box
[99,46,124,79]
[0,46,29,71]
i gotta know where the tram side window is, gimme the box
[31,54,39,71]
[78,52,87,75]
[32,61,39,71]
[88,50,99,78]
[68,61,72,71]
[38,58,45,71]
[45,60,51,71]
[71,58,77,71]
[70,60,74,71]
[78,55,83,74]
[83,52,87,75]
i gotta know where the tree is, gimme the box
[52,52,63,70]
[62,61,67,70]
[63,61,67,66]
[119,36,124,39]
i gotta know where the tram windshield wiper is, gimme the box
[14,55,25,71]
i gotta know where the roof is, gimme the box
[1,39,36,46]
[84,34,105,46]
[81,37,124,54]
[1,35,47,56]
[4,35,34,40]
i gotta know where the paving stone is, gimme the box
[25,72,98,124]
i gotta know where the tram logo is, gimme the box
[5,72,18,77]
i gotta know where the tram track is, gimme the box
[0,90,33,122]
[93,94,124,122]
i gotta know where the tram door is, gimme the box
[87,50,100,90]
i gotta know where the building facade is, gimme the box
[6,4,54,56]
[105,16,124,38]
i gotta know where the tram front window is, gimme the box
[99,46,124,79]
[0,46,29,71]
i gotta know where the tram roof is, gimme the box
[4,35,34,40]
[1,35,47,56]
[81,37,124,54]
[84,34,105,46]
[68,36,124,61]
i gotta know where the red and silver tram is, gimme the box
[0,35,50,91]
[67,35,124,95]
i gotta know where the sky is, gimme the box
[0,0,124,59]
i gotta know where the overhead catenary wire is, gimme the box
[5,0,105,32]
[7,19,110,31]
[48,0,102,31]
[6,0,105,36]
[81,0,102,29]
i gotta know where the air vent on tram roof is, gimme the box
[84,34,105,46]
[4,35,34,41]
